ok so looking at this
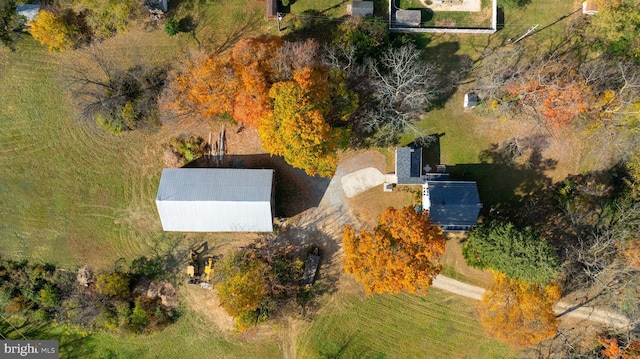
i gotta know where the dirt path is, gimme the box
[327,152,633,331]
[432,275,632,330]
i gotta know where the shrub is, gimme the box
[129,299,149,332]
[165,18,179,36]
[96,272,131,298]
[167,135,205,164]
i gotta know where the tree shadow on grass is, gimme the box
[421,41,473,109]
[188,6,263,52]
[447,134,557,210]
[0,318,97,358]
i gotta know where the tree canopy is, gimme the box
[462,220,560,284]
[213,250,270,318]
[258,67,355,177]
[28,9,82,52]
[479,272,561,348]
[342,207,446,294]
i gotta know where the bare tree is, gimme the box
[63,46,167,131]
[567,200,640,324]
[359,44,439,144]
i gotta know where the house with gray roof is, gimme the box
[390,146,482,231]
[348,1,374,17]
[156,168,274,232]
[422,180,482,232]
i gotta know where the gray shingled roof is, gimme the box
[395,10,421,27]
[156,168,274,232]
[351,1,374,17]
[396,146,423,184]
[423,181,482,231]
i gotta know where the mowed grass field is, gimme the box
[0,38,164,268]
[297,288,515,358]
[0,0,580,356]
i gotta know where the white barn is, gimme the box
[156,168,275,232]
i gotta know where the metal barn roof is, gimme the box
[156,168,274,232]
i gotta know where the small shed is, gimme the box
[16,3,40,23]
[266,0,278,19]
[348,1,374,17]
[156,168,275,232]
[395,10,421,27]
[582,0,599,15]
[464,93,479,109]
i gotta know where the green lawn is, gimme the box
[0,38,181,268]
[0,0,580,356]
[89,308,281,358]
[296,288,515,358]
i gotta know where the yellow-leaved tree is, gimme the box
[342,207,445,294]
[479,272,561,347]
[258,67,355,177]
[28,9,81,52]
[213,251,269,319]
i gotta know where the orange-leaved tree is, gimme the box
[230,37,282,127]
[342,207,445,294]
[505,62,591,128]
[160,50,237,124]
[598,335,640,359]
[479,272,561,347]
[258,67,354,177]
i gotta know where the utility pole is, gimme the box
[277,12,283,32]
[513,24,539,44]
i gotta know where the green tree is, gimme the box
[77,0,138,38]
[129,299,149,332]
[462,221,560,284]
[1,0,21,49]
[333,16,388,61]
[165,18,179,36]
[589,0,640,60]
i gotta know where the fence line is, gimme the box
[388,0,498,34]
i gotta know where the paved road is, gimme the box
[432,275,632,330]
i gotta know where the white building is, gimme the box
[156,168,274,232]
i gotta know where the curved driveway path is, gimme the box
[314,153,633,331]
[432,275,632,330]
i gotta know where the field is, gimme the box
[0,0,595,357]
[296,287,514,358]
